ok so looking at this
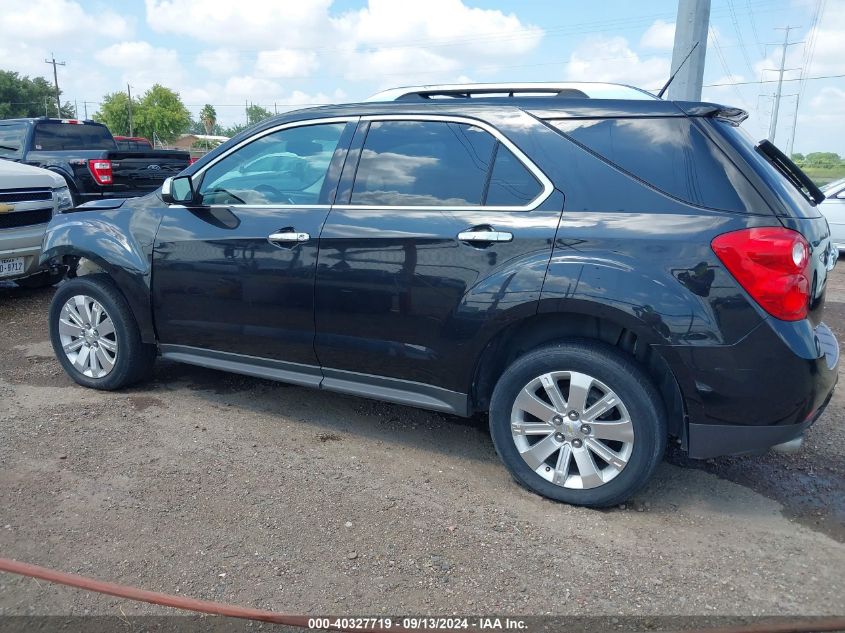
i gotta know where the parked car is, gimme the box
[0,160,72,287]
[0,118,190,205]
[113,136,154,151]
[820,177,845,253]
[40,82,839,507]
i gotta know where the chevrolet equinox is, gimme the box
[41,82,839,507]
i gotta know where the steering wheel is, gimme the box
[254,184,294,205]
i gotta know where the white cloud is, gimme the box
[195,49,241,76]
[332,0,542,82]
[640,20,675,50]
[565,36,670,91]
[145,0,333,48]
[96,41,185,93]
[145,0,542,85]
[809,86,845,121]
[0,0,131,41]
[255,49,319,79]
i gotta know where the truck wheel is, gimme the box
[489,341,666,508]
[49,275,156,390]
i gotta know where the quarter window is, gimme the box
[486,145,543,206]
[549,117,767,213]
[198,122,346,206]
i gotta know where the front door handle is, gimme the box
[268,231,310,243]
[457,229,513,243]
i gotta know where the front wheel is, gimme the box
[489,341,666,507]
[49,275,156,390]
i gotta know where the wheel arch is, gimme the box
[40,220,156,344]
[471,308,687,442]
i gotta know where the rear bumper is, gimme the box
[687,388,834,458]
[661,319,839,459]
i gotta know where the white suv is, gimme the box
[0,161,73,287]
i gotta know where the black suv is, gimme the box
[41,82,839,507]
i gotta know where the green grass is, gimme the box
[800,166,845,187]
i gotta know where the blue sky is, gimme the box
[2,0,843,153]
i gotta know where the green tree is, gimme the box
[133,84,192,145]
[791,152,805,164]
[0,70,73,118]
[804,152,842,168]
[199,104,217,135]
[93,91,137,136]
[246,103,273,126]
[224,122,248,137]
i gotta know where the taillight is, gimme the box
[711,227,811,321]
[87,159,113,185]
[189,157,198,165]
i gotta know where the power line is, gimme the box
[708,26,751,110]
[726,0,756,78]
[745,0,766,55]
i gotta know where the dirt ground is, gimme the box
[1,266,844,620]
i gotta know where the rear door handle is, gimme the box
[457,229,513,243]
[268,231,310,243]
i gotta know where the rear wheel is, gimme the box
[49,275,156,390]
[489,341,666,507]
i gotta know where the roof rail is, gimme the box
[366,82,658,102]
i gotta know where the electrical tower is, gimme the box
[766,27,803,143]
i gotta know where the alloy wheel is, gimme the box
[510,371,634,489]
[58,295,118,379]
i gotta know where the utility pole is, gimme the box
[668,0,711,101]
[787,94,800,157]
[127,84,134,137]
[44,54,66,116]
[767,26,802,143]
[83,101,88,119]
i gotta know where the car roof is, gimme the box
[249,98,692,131]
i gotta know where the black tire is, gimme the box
[49,275,156,390]
[489,340,666,508]
[15,269,65,289]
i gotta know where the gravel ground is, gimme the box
[1,269,844,619]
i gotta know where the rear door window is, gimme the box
[351,120,496,206]
[350,120,544,208]
[0,123,27,159]
[548,117,767,213]
[32,122,117,151]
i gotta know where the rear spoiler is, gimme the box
[756,139,826,205]
[681,103,748,125]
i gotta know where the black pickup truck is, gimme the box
[0,117,190,205]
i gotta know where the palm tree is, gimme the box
[199,104,216,136]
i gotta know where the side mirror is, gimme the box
[161,175,196,205]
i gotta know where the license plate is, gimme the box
[0,257,25,278]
